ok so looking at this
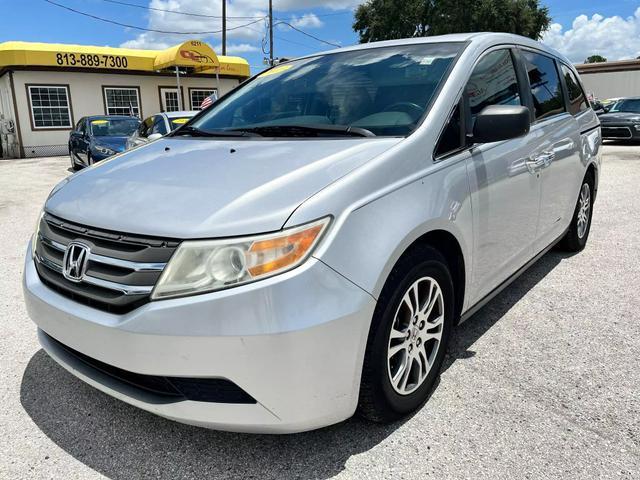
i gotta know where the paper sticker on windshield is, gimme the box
[260,65,293,77]
[172,118,189,124]
[91,120,109,125]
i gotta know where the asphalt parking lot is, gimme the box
[1,145,639,479]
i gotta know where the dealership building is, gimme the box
[0,40,250,158]
[576,59,640,101]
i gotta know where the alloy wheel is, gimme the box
[387,276,444,395]
[577,183,591,239]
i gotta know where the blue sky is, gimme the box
[1,0,640,71]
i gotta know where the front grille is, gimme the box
[34,213,179,314]
[45,331,256,404]
[602,126,632,139]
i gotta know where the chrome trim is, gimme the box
[39,234,166,272]
[40,235,65,252]
[89,252,166,272]
[81,275,154,296]
[35,254,153,296]
[37,253,63,274]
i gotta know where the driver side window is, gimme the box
[434,49,521,159]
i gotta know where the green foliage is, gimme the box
[584,55,607,64]
[353,0,551,42]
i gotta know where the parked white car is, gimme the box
[126,111,197,149]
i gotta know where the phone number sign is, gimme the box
[55,52,130,69]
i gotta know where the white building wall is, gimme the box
[579,70,640,100]
[11,70,241,157]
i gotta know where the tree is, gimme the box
[353,0,551,43]
[584,55,607,64]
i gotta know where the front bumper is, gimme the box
[23,244,375,433]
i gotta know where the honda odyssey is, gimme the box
[23,33,601,433]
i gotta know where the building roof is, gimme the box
[576,59,640,75]
[0,40,250,77]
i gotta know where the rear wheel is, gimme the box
[558,173,594,252]
[358,245,454,422]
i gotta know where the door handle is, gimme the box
[526,151,555,173]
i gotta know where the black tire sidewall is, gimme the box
[369,252,454,416]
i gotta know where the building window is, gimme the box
[27,85,72,129]
[190,88,217,110]
[103,87,141,117]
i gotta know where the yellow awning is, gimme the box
[0,40,250,77]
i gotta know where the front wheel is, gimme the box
[358,245,454,423]
[558,173,594,252]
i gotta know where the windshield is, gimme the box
[189,43,462,137]
[609,99,640,114]
[90,118,140,136]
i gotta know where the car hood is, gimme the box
[46,136,402,238]
[92,136,130,152]
[599,112,640,124]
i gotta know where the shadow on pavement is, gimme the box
[20,250,570,480]
[444,250,569,371]
[20,350,404,480]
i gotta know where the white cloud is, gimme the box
[542,8,640,63]
[288,13,323,29]
[120,0,355,51]
[222,43,260,54]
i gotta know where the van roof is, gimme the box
[294,32,570,67]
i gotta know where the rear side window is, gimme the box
[561,65,589,115]
[466,49,522,118]
[522,51,565,120]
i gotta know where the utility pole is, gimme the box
[268,0,274,66]
[222,0,227,55]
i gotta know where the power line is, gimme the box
[274,21,341,48]
[100,1,353,22]
[44,0,265,35]
[100,0,265,20]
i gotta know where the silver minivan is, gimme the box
[23,33,601,434]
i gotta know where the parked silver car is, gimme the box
[24,33,601,433]
[125,110,198,150]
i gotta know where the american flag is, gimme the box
[200,91,218,109]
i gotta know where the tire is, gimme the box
[69,149,80,171]
[557,172,594,252]
[358,245,455,423]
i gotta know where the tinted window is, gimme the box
[522,51,565,120]
[151,116,168,135]
[191,43,463,137]
[89,118,140,136]
[610,99,640,114]
[466,49,521,118]
[139,116,154,138]
[434,103,463,158]
[561,65,588,115]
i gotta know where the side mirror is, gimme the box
[472,105,531,144]
[591,101,604,111]
[147,133,163,141]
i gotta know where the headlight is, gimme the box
[95,145,116,155]
[31,210,44,258]
[634,124,640,131]
[151,217,331,300]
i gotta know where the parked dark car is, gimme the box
[69,116,141,170]
[599,97,640,141]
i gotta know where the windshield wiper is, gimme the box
[229,124,376,138]
[172,126,261,137]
